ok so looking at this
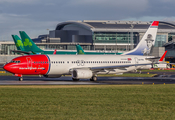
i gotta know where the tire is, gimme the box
[19,77,23,81]
[90,76,97,81]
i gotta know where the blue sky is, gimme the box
[0,0,175,41]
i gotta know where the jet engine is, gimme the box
[43,75,62,78]
[72,69,93,79]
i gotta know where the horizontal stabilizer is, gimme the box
[11,50,32,55]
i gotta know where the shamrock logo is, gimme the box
[78,50,84,54]
[24,38,32,47]
[16,40,23,48]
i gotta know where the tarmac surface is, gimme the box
[0,75,175,85]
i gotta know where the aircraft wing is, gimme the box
[89,63,152,72]
[70,63,152,73]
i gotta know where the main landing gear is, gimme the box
[90,76,97,81]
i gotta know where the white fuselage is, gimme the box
[46,55,152,75]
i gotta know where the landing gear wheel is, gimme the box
[72,78,79,81]
[19,77,23,81]
[90,76,97,81]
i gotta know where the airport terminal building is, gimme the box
[1,20,175,63]
[49,20,173,51]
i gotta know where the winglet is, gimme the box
[159,51,167,62]
[53,49,57,54]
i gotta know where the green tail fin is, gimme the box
[76,45,85,54]
[12,35,25,51]
[19,31,43,52]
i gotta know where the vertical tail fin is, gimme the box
[19,31,43,52]
[123,21,159,55]
[76,45,85,54]
[12,35,25,51]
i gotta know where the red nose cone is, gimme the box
[3,64,11,72]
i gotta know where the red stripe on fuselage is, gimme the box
[4,55,49,75]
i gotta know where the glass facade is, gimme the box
[154,35,166,47]
[168,33,175,42]
[0,44,17,55]
[93,32,139,44]
[0,43,93,55]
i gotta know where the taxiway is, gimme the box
[0,76,175,85]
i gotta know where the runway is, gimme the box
[0,76,175,85]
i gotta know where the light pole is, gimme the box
[130,24,134,50]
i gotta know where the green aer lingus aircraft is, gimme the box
[12,31,122,55]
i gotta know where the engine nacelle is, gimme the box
[72,69,93,79]
[43,75,62,78]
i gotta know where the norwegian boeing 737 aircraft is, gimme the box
[3,21,162,81]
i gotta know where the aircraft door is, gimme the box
[26,57,32,68]
[135,57,139,64]
[135,57,139,69]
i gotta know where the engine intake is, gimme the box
[72,69,93,79]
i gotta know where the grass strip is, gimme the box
[0,85,175,119]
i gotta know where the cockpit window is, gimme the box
[10,60,20,63]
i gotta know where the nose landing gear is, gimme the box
[14,74,23,81]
